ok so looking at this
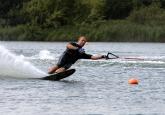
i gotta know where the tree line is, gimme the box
[0,0,165,42]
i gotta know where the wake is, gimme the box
[0,45,47,78]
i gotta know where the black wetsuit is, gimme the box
[57,42,92,69]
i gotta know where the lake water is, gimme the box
[0,41,165,115]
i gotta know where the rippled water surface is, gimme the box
[0,42,165,115]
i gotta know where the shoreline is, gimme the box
[0,20,165,42]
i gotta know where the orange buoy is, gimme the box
[128,78,139,84]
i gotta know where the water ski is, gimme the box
[41,69,76,81]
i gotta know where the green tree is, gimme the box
[0,0,30,26]
[81,0,106,23]
[128,2,165,26]
[104,0,133,19]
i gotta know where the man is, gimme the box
[48,36,107,74]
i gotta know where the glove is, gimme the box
[78,48,85,53]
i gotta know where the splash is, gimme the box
[25,50,56,60]
[0,45,47,78]
[39,50,55,60]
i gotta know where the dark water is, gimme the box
[0,42,165,115]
